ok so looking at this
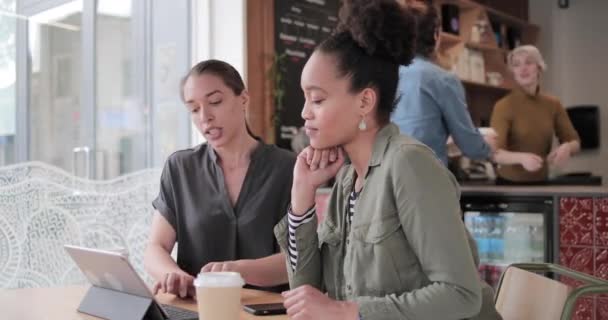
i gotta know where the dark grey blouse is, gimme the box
[152,141,296,277]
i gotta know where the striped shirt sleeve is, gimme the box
[287,206,316,271]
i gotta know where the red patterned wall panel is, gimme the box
[572,298,595,320]
[559,197,608,320]
[560,246,595,288]
[596,198,608,247]
[597,297,608,320]
[560,197,594,246]
[596,248,608,281]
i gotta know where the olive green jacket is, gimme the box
[275,124,502,319]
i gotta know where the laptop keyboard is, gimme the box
[162,304,198,320]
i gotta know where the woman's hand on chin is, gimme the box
[291,146,344,215]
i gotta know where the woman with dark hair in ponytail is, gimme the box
[275,1,499,319]
[145,60,295,298]
[391,1,495,166]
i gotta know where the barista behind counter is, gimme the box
[490,45,580,184]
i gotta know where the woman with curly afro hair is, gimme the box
[273,0,501,319]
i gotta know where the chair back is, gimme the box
[495,266,572,320]
[0,162,160,288]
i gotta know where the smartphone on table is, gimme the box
[243,303,287,316]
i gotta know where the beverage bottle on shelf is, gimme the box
[464,212,478,255]
[530,216,545,262]
[512,215,540,263]
[475,215,490,262]
[503,213,532,263]
[517,215,533,262]
[489,215,505,262]
[464,212,476,233]
[502,213,516,263]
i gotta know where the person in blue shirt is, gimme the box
[391,2,494,165]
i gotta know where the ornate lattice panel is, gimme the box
[0,162,160,288]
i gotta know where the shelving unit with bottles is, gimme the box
[434,0,539,127]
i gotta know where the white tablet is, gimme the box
[64,244,199,320]
[64,244,152,298]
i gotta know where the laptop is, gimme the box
[64,244,198,320]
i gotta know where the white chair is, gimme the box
[0,162,160,288]
[0,161,159,193]
[495,263,608,320]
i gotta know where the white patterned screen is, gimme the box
[0,162,160,288]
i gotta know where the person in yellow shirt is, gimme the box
[490,45,580,183]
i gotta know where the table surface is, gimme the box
[0,286,288,319]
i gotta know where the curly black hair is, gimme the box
[411,1,440,58]
[317,0,416,124]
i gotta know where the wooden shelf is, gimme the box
[462,79,510,92]
[440,0,478,10]
[484,5,539,30]
[458,0,539,30]
[465,42,507,53]
[434,0,536,126]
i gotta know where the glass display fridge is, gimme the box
[461,196,555,288]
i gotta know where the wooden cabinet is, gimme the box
[434,0,539,126]
[246,0,275,141]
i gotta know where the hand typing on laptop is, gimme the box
[153,270,196,299]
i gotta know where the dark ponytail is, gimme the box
[317,0,416,124]
[411,1,440,58]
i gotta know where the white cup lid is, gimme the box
[193,272,245,288]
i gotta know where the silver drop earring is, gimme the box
[358,118,367,131]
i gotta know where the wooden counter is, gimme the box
[460,184,608,197]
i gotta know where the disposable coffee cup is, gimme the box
[193,272,245,320]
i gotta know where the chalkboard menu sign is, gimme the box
[274,0,340,149]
